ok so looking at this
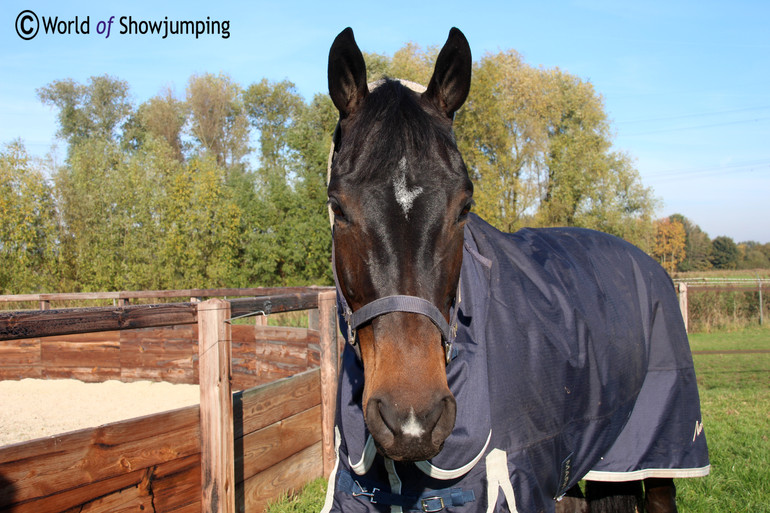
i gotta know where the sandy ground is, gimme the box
[0,379,200,447]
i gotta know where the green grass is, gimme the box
[265,478,327,513]
[267,328,770,512]
[676,327,770,512]
[689,326,770,352]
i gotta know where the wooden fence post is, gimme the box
[679,282,689,333]
[198,298,235,513]
[307,307,320,331]
[317,290,339,477]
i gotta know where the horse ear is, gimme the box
[424,27,472,120]
[328,27,368,119]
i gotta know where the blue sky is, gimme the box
[2,0,769,243]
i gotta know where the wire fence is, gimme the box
[675,278,767,332]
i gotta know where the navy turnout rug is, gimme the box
[321,213,709,513]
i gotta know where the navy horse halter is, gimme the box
[332,238,459,365]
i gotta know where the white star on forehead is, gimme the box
[393,157,423,218]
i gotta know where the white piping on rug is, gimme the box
[348,434,377,475]
[583,464,711,482]
[415,429,492,480]
[320,426,343,513]
[485,448,519,513]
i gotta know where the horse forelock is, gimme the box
[332,79,461,188]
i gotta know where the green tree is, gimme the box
[243,79,305,172]
[18,37,667,295]
[186,73,250,167]
[710,236,739,270]
[454,51,657,244]
[123,88,187,161]
[37,75,132,148]
[115,139,181,290]
[54,138,122,289]
[161,156,241,288]
[54,136,187,291]
[737,241,770,270]
[669,214,712,271]
[367,43,438,85]
[0,141,59,293]
[240,79,307,285]
[240,81,337,286]
[455,50,545,231]
[284,93,338,284]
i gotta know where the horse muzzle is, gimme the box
[365,391,457,462]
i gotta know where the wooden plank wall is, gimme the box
[234,369,323,512]
[0,324,320,390]
[0,405,202,513]
[0,368,324,513]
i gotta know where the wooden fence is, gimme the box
[0,323,322,389]
[0,287,325,311]
[0,288,339,513]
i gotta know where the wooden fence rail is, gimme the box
[0,287,332,311]
[0,291,331,342]
[0,288,340,513]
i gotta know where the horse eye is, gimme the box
[458,200,474,222]
[328,198,347,222]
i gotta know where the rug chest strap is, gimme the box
[338,470,475,512]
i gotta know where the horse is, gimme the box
[321,27,709,513]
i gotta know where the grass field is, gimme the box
[676,327,770,512]
[266,327,770,512]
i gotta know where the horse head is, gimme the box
[327,27,472,462]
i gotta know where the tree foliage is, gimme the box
[711,236,740,270]
[737,241,770,269]
[669,213,712,272]
[123,88,187,161]
[186,73,250,167]
[0,141,59,293]
[653,218,687,274]
[37,75,132,146]
[455,52,657,248]
[8,39,755,295]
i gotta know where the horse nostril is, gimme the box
[432,394,457,447]
[370,396,401,434]
[365,397,396,447]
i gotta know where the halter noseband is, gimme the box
[333,239,459,365]
[342,293,457,365]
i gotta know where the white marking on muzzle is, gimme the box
[393,157,423,218]
[401,408,425,438]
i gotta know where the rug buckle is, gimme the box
[352,480,378,503]
[421,496,445,512]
